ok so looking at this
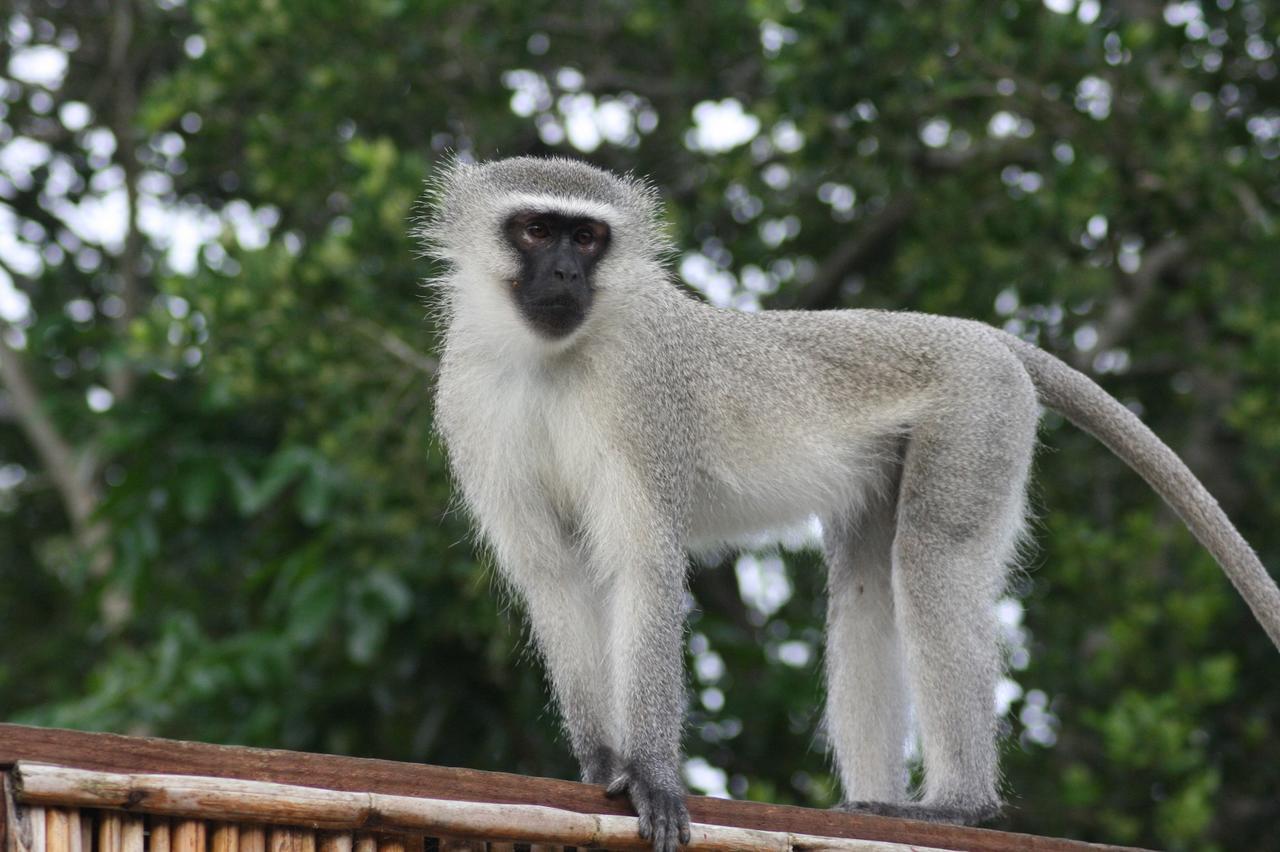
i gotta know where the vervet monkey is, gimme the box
[421,156,1280,851]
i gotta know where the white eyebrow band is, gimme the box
[498,192,621,224]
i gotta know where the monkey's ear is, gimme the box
[422,156,468,210]
[438,154,478,187]
[414,156,475,260]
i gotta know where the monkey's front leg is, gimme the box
[483,502,618,784]
[596,528,691,852]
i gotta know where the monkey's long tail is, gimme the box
[999,331,1280,652]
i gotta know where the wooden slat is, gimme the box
[352,835,375,852]
[45,810,69,852]
[0,724,1147,852]
[172,820,204,852]
[239,826,265,852]
[149,817,171,852]
[270,829,301,852]
[211,823,238,852]
[101,813,124,852]
[122,817,144,852]
[75,811,89,852]
[316,832,351,852]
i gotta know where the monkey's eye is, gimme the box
[526,221,550,239]
[573,227,595,246]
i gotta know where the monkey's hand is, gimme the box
[606,761,690,852]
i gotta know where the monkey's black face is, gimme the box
[504,211,610,339]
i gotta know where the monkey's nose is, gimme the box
[553,267,579,282]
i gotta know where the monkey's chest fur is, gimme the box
[435,354,621,536]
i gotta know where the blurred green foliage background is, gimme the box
[1,1,1278,849]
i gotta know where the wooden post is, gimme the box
[3,776,43,852]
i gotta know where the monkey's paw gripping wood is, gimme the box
[0,726,1147,852]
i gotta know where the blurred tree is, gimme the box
[1,1,1277,849]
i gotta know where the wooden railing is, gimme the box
[0,725,1146,852]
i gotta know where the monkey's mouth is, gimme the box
[519,293,590,338]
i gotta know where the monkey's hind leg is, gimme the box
[871,412,1033,826]
[823,492,911,808]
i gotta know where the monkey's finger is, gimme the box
[661,797,688,850]
[657,816,680,852]
[648,820,664,852]
[651,810,669,850]
[631,781,654,840]
[636,802,653,840]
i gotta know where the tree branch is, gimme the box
[0,325,106,564]
[107,0,143,400]
[1080,235,1189,365]
[792,139,1044,311]
[793,194,917,311]
[1231,180,1274,236]
[330,310,439,377]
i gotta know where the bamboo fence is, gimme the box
[0,725,1149,852]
